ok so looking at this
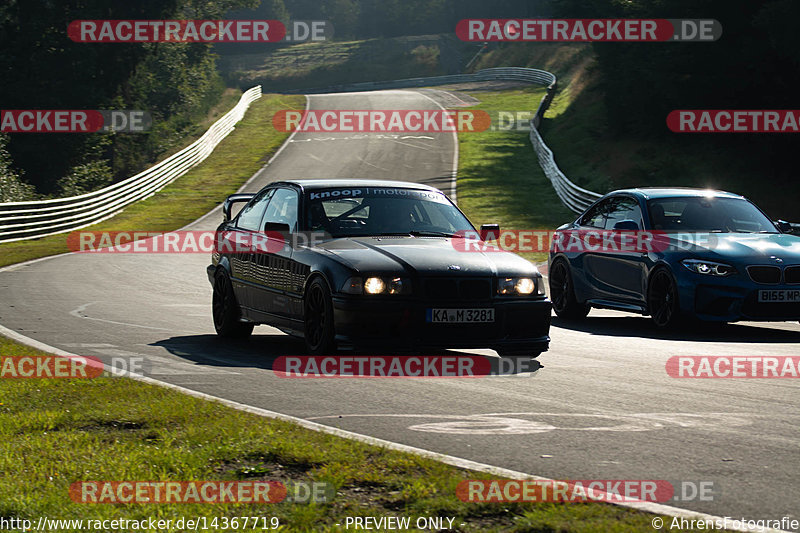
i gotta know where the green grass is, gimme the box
[0,93,304,269]
[455,86,576,263]
[0,337,696,532]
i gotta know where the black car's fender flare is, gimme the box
[214,256,233,277]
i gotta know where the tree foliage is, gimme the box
[0,0,256,196]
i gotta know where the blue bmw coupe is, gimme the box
[548,188,800,327]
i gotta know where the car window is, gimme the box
[305,187,473,237]
[603,197,643,230]
[236,189,273,231]
[647,197,777,232]
[263,188,299,232]
[579,198,613,228]
[579,200,608,228]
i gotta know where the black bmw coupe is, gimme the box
[208,179,551,357]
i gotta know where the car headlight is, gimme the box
[364,277,385,294]
[498,277,543,296]
[342,276,408,295]
[681,259,735,276]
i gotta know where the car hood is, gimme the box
[669,232,800,264]
[315,236,538,276]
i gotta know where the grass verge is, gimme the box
[0,337,691,532]
[455,85,576,263]
[0,93,304,269]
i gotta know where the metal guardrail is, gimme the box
[0,86,262,243]
[295,67,556,95]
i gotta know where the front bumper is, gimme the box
[206,264,216,286]
[677,275,800,322]
[331,296,551,353]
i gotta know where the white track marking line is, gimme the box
[68,302,194,333]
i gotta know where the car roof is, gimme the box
[271,179,445,194]
[609,187,745,200]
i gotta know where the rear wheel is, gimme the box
[304,278,336,354]
[647,268,682,328]
[549,259,590,319]
[212,269,254,338]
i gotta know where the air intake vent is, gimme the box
[784,266,800,284]
[747,266,781,284]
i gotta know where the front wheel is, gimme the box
[647,268,682,328]
[549,259,590,319]
[212,269,254,338]
[304,278,336,354]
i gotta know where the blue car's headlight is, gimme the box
[681,259,736,276]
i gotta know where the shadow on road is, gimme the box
[150,333,540,375]
[552,315,800,343]
[150,333,304,371]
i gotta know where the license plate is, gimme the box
[758,289,800,303]
[426,308,495,323]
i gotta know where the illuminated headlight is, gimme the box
[498,277,540,295]
[515,278,535,295]
[342,276,407,295]
[681,259,735,276]
[364,277,386,294]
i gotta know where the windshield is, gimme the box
[305,187,473,238]
[647,197,778,233]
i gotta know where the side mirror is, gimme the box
[776,220,793,234]
[613,220,639,231]
[480,223,500,241]
[222,193,255,222]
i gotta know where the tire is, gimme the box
[304,277,336,354]
[212,269,254,338]
[549,259,590,319]
[647,267,682,329]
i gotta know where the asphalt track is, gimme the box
[0,89,798,527]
